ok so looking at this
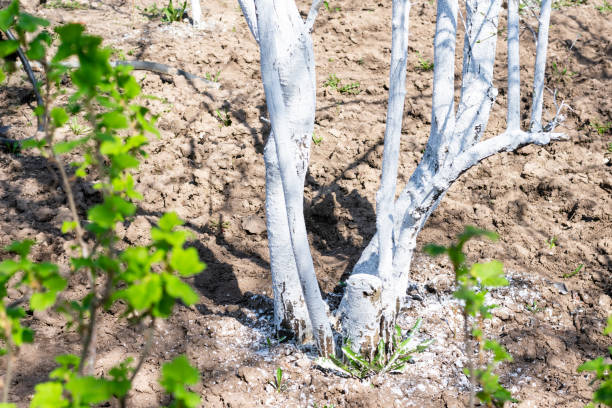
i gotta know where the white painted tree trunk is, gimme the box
[190,0,201,26]
[235,0,566,358]
[238,0,333,355]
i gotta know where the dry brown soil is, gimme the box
[0,0,611,406]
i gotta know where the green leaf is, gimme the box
[593,380,612,405]
[423,244,447,257]
[605,315,612,336]
[169,247,205,277]
[0,0,19,32]
[116,274,162,311]
[578,357,605,374]
[65,376,112,405]
[470,260,508,287]
[31,291,58,311]
[341,345,369,370]
[61,221,77,233]
[484,340,512,363]
[30,382,69,408]
[457,225,499,246]
[163,273,199,305]
[100,111,128,129]
[158,212,184,231]
[88,196,135,229]
[0,40,18,58]
[52,137,89,154]
[5,239,34,257]
[16,12,49,32]
[160,355,200,407]
[50,107,69,128]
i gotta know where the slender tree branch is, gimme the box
[4,29,44,131]
[506,0,521,131]
[305,0,324,33]
[238,0,259,42]
[422,0,458,171]
[119,319,156,408]
[376,0,411,330]
[530,0,552,131]
[2,335,13,404]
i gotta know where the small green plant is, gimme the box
[339,81,360,95]
[415,51,434,71]
[547,236,557,249]
[324,73,360,95]
[551,61,576,80]
[138,3,163,18]
[323,73,340,90]
[215,108,232,127]
[590,120,612,135]
[312,132,323,145]
[596,0,612,12]
[319,319,433,379]
[205,70,221,83]
[578,315,612,407]
[525,300,541,314]
[265,334,287,348]
[608,142,612,153]
[68,117,91,136]
[161,0,187,23]
[209,218,231,231]
[424,226,516,408]
[553,0,587,8]
[44,0,87,10]
[159,355,202,408]
[0,2,205,406]
[563,263,584,278]
[269,367,287,392]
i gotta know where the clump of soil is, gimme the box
[0,0,610,406]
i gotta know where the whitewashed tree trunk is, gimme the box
[190,0,201,26]
[235,0,566,358]
[238,0,333,355]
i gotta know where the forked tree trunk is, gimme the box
[237,0,565,358]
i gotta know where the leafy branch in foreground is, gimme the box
[578,315,612,408]
[317,318,433,379]
[425,226,516,408]
[1,1,204,406]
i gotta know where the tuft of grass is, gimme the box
[312,132,323,145]
[205,71,221,83]
[44,0,87,9]
[68,118,91,136]
[563,263,584,278]
[590,120,611,135]
[317,318,433,379]
[215,109,232,127]
[138,3,162,18]
[553,0,586,8]
[268,367,287,392]
[415,51,434,71]
[161,0,187,22]
[139,0,186,22]
[596,0,612,12]
[339,81,360,95]
[525,300,542,314]
[547,236,557,249]
[323,73,341,90]
[324,74,360,95]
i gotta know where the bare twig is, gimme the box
[305,0,325,32]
